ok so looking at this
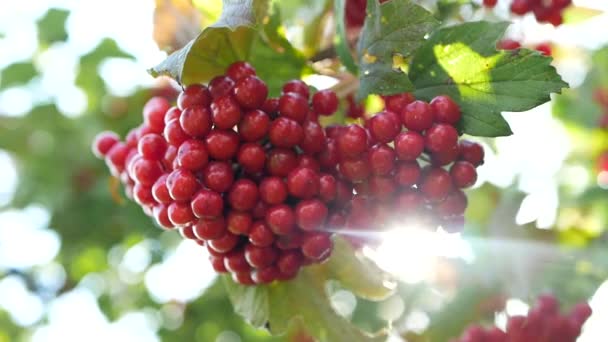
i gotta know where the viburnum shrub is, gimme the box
[452,295,592,342]
[92,61,484,284]
[483,0,572,26]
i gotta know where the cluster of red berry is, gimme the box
[92,61,484,285]
[453,295,592,342]
[483,0,571,26]
[497,39,552,56]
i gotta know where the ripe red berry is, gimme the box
[394,161,421,187]
[209,256,228,273]
[369,111,401,143]
[369,176,396,201]
[232,271,255,285]
[168,201,195,226]
[143,97,170,133]
[177,84,211,110]
[261,98,279,115]
[299,120,325,155]
[287,167,320,199]
[248,221,276,247]
[259,177,288,205]
[301,232,332,261]
[483,0,497,8]
[319,174,337,202]
[368,144,396,175]
[402,100,434,132]
[238,109,270,142]
[297,155,321,172]
[131,158,164,186]
[226,211,253,235]
[459,140,485,166]
[430,95,461,124]
[105,142,130,175]
[269,117,304,148]
[266,148,298,177]
[510,0,531,15]
[133,183,156,207]
[164,107,181,125]
[228,179,259,211]
[425,124,459,153]
[180,107,212,137]
[497,39,522,50]
[384,93,414,113]
[226,61,256,81]
[394,131,424,161]
[277,250,303,278]
[450,161,478,188]
[152,174,172,203]
[265,204,296,235]
[210,95,242,129]
[420,167,452,202]
[296,199,328,231]
[252,265,279,284]
[225,249,251,273]
[432,144,459,166]
[202,161,234,193]
[193,217,226,240]
[437,190,467,217]
[208,75,235,99]
[92,131,120,158]
[234,76,268,109]
[177,139,208,171]
[278,92,309,123]
[245,244,278,268]
[138,133,167,161]
[282,80,310,99]
[312,90,338,115]
[318,139,340,169]
[191,189,224,218]
[339,155,371,182]
[205,129,240,160]
[164,119,189,146]
[166,168,199,201]
[337,124,368,158]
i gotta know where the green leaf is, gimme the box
[409,21,568,137]
[563,6,602,25]
[356,0,438,100]
[223,237,394,342]
[149,0,270,85]
[37,8,69,45]
[0,62,37,89]
[334,0,358,74]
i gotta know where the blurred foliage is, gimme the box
[0,2,607,342]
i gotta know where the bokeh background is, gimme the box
[1,0,608,341]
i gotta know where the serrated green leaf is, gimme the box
[37,8,69,45]
[356,0,438,100]
[149,0,270,84]
[334,0,358,74]
[410,21,568,137]
[0,62,37,89]
[223,237,393,342]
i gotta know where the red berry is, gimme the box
[420,167,452,202]
[395,190,423,212]
[299,120,325,155]
[261,98,279,115]
[193,217,226,240]
[394,131,424,161]
[425,124,459,153]
[394,161,420,187]
[226,61,256,81]
[209,232,240,253]
[191,189,224,218]
[105,142,130,176]
[337,124,368,158]
[339,155,371,182]
[297,155,321,171]
[138,133,167,161]
[202,161,234,193]
[497,39,521,50]
[318,140,340,169]
[210,256,228,273]
[152,174,171,203]
[166,168,199,201]
[265,204,296,235]
[143,97,170,133]
[369,111,401,143]
[430,95,461,124]
[179,225,196,239]
[282,80,309,99]
[459,140,485,166]
[259,177,288,205]
[312,90,338,115]
[483,0,498,8]
[384,93,415,113]
[208,75,235,99]
[131,158,164,186]
[535,43,552,56]
[205,129,240,160]
[177,139,208,171]
[510,0,531,15]
[232,271,255,285]
[301,232,332,261]
[227,211,253,235]
[278,92,309,123]
[437,190,468,217]
[249,221,276,247]
[133,184,156,207]
[269,117,304,148]
[237,143,266,173]
[168,201,195,226]
[266,148,298,177]
[252,265,279,284]
[369,176,396,201]
[368,144,396,175]
[402,100,434,132]
[177,84,211,110]
[287,167,320,199]
[225,249,251,273]
[234,76,268,109]
[296,199,328,231]
[431,144,459,166]
[238,109,270,142]
[92,131,120,158]
[245,244,278,268]
[228,179,259,211]
[153,204,174,229]
[210,95,242,129]
[164,119,189,146]
[450,161,477,188]
[180,107,212,137]
[277,250,303,278]
[319,174,337,202]
[164,107,181,125]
